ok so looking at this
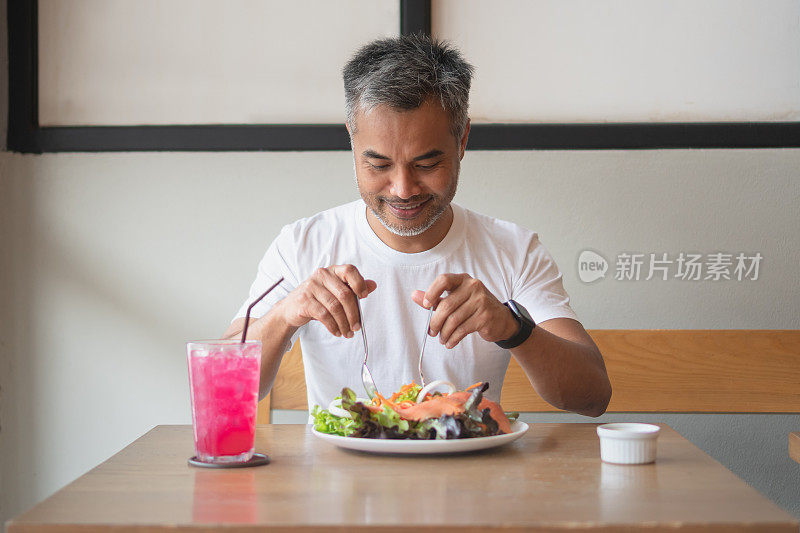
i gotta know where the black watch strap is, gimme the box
[496,300,536,349]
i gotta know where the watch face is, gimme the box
[517,304,533,324]
[509,300,534,325]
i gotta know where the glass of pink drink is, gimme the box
[187,340,262,464]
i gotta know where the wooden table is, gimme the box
[791,432,800,465]
[6,424,797,532]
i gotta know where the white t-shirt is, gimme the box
[234,199,578,410]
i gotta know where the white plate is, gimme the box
[312,421,529,454]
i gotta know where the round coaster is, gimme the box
[188,453,270,468]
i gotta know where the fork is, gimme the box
[417,305,435,388]
[356,296,379,400]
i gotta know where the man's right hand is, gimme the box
[275,264,377,338]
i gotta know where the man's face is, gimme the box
[349,98,468,237]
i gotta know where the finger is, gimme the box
[306,297,342,337]
[309,277,352,338]
[443,315,482,349]
[318,269,361,334]
[364,279,378,295]
[423,273,470,309]
[438,297,479,344]
[332,264,371,298]
[429,286,472,337]
[411,289,426,308]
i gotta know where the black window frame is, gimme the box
[7,0,800,153]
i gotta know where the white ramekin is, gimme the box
[596,423,661,464]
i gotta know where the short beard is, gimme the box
[370,199,448,237]
[353,154,459,238]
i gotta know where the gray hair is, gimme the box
[343,34,474,142]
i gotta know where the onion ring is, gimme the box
[415,380,457,403]
[327,397,371,418]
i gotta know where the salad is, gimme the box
[311,381,519,440]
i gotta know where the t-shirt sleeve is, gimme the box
[232,225,302,335]
[511,235,580,324]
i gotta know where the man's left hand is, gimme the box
[411,273,519,349]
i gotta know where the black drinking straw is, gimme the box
[240,277,284,344]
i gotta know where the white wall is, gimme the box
[37,0,800,125]
[37,0,399,125]
[435,0,800,122]
[2,0,800,525]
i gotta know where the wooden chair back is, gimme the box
[257,329,800,423]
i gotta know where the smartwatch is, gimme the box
[496,300,536,349]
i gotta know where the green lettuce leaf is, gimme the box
[340,387,415,439]
[371,404,411,434]
[393,383,422,403]
[310,405,357,436]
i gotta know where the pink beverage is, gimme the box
[187,340,262,463]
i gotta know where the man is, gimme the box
[224,35,612,417]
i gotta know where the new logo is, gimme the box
[578,250,608,283]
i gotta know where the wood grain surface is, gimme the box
[6,424,797,532]
[261,330,800,419]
